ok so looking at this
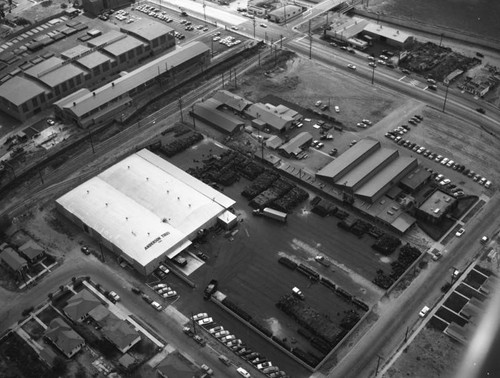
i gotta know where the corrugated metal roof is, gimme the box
[280,131,312,154]
[316,138,380,180]
[25,56,85,88]
[193,101,244,134]
[355,156,417,198]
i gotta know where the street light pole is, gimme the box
[203,0,206,22]
[442,83,450,112]
[252,17,256,38]
[371,65,376,85]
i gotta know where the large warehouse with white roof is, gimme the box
[56,149,235,275]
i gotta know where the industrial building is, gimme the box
[245,103,296,133]
[56,149,236,276]
[212,90,253,113]
[316,138,418,203]
[325,17,413,50]
[190,98,245,135]
[54,41,210,128]
[0,19,175,122]
[279,132,312,157]
[415,190,457,224]
[268,5,303,23]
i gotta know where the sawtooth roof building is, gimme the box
[54,41,210,128]
[56,149,235,276]
[316,138,417,203]
[0,19,175,122]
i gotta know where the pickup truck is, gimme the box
[204,279,218,299]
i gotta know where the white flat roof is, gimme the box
[57,149,235,267]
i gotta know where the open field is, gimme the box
[383,326,463,378]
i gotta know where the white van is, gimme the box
[237,367,251,377]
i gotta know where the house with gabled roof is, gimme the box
[18,240,44,263]
[45,318,85,358]
[88,305,141,353]
[0,247,28,274]
[63,290,101,322]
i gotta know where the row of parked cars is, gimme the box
[188,313,289,377]
[152,282,177,299]
[136,4,174,22]
[386,116,491,189]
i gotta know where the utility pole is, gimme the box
[280,34,283,49]
[258,50,261,66]
[252,17,256,38]
[38,169,44,184]
[233,67,237,88]
[442,83,450,112]
[371,65,376,85]
[178,97,184,122]
[375,354,383,377]
[191,312,197,334]
[404,326,410,342]
[203,0,206,22]
[308,20,312,59]
[191,104,196,129]
[88,129,95,154]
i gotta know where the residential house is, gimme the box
[0,247,28,274]
[18,240,44,263]
[63,289,101,323]
[45,318,85,358]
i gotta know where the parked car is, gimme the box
[480,236,489,244]
[201,364,214,375]
[257,361,273,370]
[183,326,194,336]
[456,228,465,237]
[150,301,163,311]
[347,64,356,70]
[153,283,168,290]
[108,291,120,303]
[419,306,430,317]
[198,317,213,325]
[236,367,251,378]
[193,313,208,321]
[221,335,235,342]
[193,335,206,346]
[215,330,230,338]
[432,252,442,261]
[81,245,91,255]
[162,290,177,298]
[209,326,224,334]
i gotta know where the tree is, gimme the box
[52,356,67,375]
[75,366,87,378]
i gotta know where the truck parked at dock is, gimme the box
[252,207,287,223]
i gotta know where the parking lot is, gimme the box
[141,139,389,375]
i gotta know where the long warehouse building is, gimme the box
[56,149,235,275]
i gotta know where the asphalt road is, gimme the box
[0,250,243,378]
[328,192,500,378]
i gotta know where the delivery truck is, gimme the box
[252,208,287,223]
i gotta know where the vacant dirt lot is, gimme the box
[383,326,464,378]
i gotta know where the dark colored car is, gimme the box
[81,246,91,255]
[476,107,485,114]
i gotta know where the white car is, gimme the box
[356,123,366,128]
[455,228,465,237]
[347,64,356,70]
[257,361,273,370]
[157,287,172,294]
[237,367,251,378]
[153,283,168,290]
[315,100,322,107]
[480,236,489,244]
[108,291,120,302]
[221,335,235,342]
[215,330,229,338]
[198,317,213,325]
[192,313,208,321]
[334,106,340,113]
[159,264,170,274]
[362,119,372,125]
[260,23,267,28]
[209,326,223,334]
[419,305,430,318]
[151,301,163,311]
[231,25,238,30]
[161,290,177,298]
